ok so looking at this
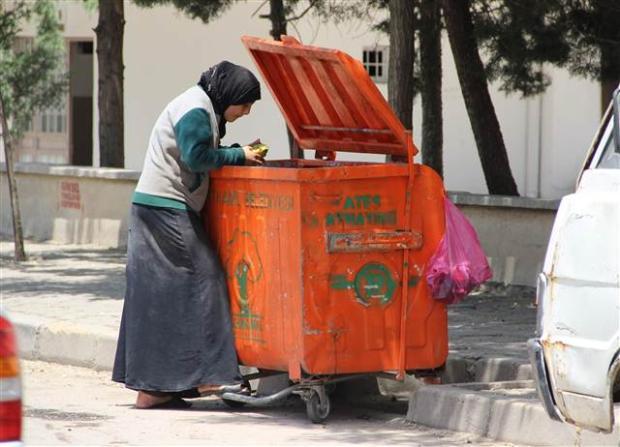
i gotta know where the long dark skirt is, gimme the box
[112,204,241,392]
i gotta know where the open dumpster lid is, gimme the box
[242,35,415,157]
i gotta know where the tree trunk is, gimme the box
[267,0,302,159]
[388,0,415,130]
[419,0,443,177]
[442,0,519,195]
[268,0,287,41]
[0,90,27,262]
[95,0,124,168]
[387,0,415,162]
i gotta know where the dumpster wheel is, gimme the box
[303,386,331,424]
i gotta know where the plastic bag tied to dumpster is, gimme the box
[425,197,492,305]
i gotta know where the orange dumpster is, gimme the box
[202,35,447,422]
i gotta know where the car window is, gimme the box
[579,106,611,179]
[596,131,620,169]
[585,115,618,171]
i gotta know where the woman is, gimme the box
[112,61,264,409]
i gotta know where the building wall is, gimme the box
[10,1,602,200]
[0,164,136,248]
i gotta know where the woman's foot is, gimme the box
[135,390,173,409]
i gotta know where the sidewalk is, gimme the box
[1,241,618,445]
[1,241,124,370]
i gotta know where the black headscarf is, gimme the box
[198,61,261,138]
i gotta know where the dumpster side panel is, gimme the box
[404,165,448,370]
[298,165,447,375]
[299,174,408,375]
[205,177,303,372]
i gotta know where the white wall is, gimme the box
[122,2,274,169]
[539,71,601,197]
[424,38,601,199]
[120,2,394,169]
[15,0,603,199]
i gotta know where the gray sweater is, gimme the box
[134,86,245,212]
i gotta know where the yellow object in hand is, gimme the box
[250,143,269,157]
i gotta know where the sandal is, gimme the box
[137,396,191,410]
[172,388,201,399]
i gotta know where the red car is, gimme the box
[0,313,22,446]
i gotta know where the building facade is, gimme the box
[7,0,603,199]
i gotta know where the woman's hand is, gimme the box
[243,145,264,166]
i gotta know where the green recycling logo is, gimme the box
[353,262,397,306]
[225,230,263,319]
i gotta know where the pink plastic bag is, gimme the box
[425,197,492,305]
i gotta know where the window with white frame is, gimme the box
[40,104,67,134]
[362,46,389,83]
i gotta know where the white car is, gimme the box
[528,85,620,433]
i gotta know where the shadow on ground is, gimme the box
[1,246,127,301]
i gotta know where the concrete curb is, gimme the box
[12,312,117,371]
[442,355,532,383]
[378,356,532,397]
[407,382,620,446]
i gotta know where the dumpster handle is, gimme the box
[396,132,417,381]
[220,373,369,406]
[221,383,301,406]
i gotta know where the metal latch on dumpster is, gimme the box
[327,230,423,253]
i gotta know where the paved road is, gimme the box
[21,360,520,446]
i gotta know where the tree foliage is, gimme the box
[472,0,620,97]
[472,1,569,96]
[558,0,620,106]
[556,0,620,82]
[0,0,67,261]
[132,0,235,23]
[0,0,67,140]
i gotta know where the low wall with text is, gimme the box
[1,164,559,286]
